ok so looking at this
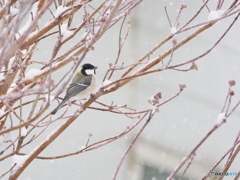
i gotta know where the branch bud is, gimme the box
[228,80,235,86]
[179,84,186,90]
[191,62,198,71]
[148,92,162,105]
[181,4,187,9]
[229,90,234,96]
[125,11,131,15]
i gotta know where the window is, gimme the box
[128,138,215,180]
[142,164,188,180]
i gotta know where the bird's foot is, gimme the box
[90,93,95,100]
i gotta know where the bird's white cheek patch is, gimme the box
[85,69,95,75]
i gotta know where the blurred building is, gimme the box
[5,1,240,180]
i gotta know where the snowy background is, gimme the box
[1,0,240,180]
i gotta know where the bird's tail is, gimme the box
[51,98,69,115]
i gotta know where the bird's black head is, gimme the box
[81,63,97,76]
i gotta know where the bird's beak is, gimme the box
[94,66,97,74]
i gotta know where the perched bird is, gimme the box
[51,63,97,115]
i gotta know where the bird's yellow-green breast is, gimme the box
[72,70,84,83]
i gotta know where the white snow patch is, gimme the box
[45,94,55,103]
[0,73,4,82]
[11,154,29,174]
[60,23,73,40]
[54,5,69,18]
[95,80,112,92]
[170,26,177,34]
[9,82,17,89]
[80,145,86,151]
[6,82,16,94]
[25,68,42,80]
[10,7,19,16]
[208,10,225,21]
[16,2,39,39]
[20,49,28,56]
[31,1,39,18]
[6,56,15,71]
[151,105,159,114]
[20,127,28,137]
[101,80,112,87]
[215,112,226,126]
[0,108,5,117]
[148,95,155,103]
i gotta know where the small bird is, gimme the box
[51,63,97,115]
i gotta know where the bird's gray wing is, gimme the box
[65,75,92,98]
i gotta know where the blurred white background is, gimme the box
[2,0,240,179]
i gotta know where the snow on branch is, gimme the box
[0,1,239,180]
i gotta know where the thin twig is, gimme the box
[112,110,154,180]
[168,12,240,69]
